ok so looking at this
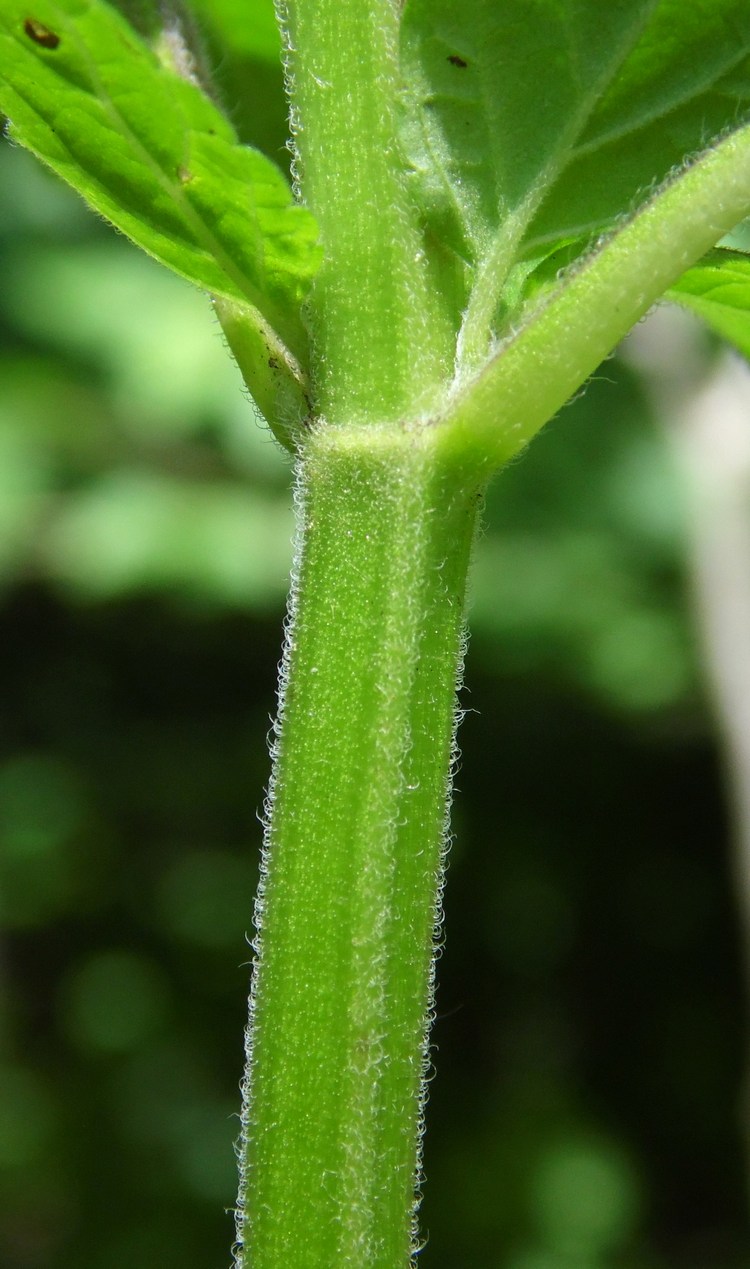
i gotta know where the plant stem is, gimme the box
[277,0,453,423]
[456,209,526,375]
[440,120,750,473]
[236,425,480,1268]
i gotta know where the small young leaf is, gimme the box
[0,0,320,363]
[668,250,750,362]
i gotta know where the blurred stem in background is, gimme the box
[627,308,750,1192]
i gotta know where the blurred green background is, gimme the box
[1,5,749,1267]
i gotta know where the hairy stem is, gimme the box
[277,0,453,422]
[440,121,750,474]
[237,426,480,1268]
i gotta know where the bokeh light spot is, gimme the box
[530,1136,641,1256]
[157,849,254,950]
[60,950,170,1054]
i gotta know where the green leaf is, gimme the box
[400,0,750,363]
[720,216,750,254]
[527,3,750,249]
[668,249,750,362]
[400,0,656,264]
[0,0,320,363]
[435,121,750,471]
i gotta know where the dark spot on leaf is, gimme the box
[24,17,60,49]
[268,357,280,370]
[448,54,468,68]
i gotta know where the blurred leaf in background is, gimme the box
[0,9,748,1267]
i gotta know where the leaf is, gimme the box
[0,0,320,363]
[667,249,750,362]
[400,0,656,264]
[720,217,750,255]
[435,120,750,471]
[400,0,750,350]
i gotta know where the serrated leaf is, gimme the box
[401,0,750,345]
[0,0,319,361]
[668,249,750,362]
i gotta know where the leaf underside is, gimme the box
[668,249,750,361]
[401,0,750,353]
[0,0,320,361]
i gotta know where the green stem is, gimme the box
[440,120,750,474]
[236,425,480,1268]
[213,297,311,452]
[456,208,526,374]
[278,0,452,423]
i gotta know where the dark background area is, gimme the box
[1,5,749,1265]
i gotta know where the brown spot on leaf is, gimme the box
[177,166,193,184]
[268,357,280,370]
[447,54,467,68]
[24,17,60,48]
